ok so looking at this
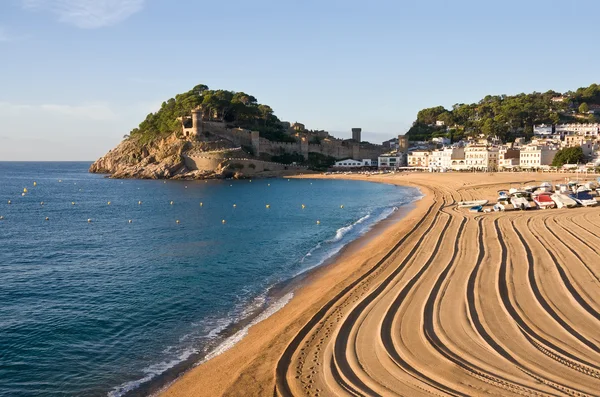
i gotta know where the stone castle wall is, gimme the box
[182,153,307,176]
[198,121,385,161]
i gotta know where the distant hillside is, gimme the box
[407,83,600,142]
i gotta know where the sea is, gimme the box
[0,162,421,397]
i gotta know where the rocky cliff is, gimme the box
[89,133,242,180]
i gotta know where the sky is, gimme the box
[1,0,599,161]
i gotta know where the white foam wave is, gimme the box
[198,292,294,364]
[329,213,371,243]
[108,292,293,397]
[108,348,198,397]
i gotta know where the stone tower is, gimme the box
[352,128,362,142]
[251,131,260,156]
[191,107,202,136]
[398,134,409,153]
[398,134,409,167]
[301,137,309,160]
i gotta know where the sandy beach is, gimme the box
[162,172,600,397]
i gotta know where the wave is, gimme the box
[108,195,420,397]
[108,348,198,397]
[328,213,371,243]
[199,292,293,365]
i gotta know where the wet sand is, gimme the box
[162,172,600,397]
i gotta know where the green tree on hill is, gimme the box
[551,146,585,167]
[579,102,589,113]
[130,84,291,144]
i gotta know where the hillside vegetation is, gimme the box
[407,83,600,142]
[129,84,293,144]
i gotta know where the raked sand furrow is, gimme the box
[537,216,600,317]
[495,219,600,395]
[513,217,600,355]
[159,173,600,397]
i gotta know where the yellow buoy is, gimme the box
[33,182,37,186]
[0,216,4,220]
[23,188,28,193]
[138,201,142,205]
[233,204,237,208]
[266,204,270,209]
[340,205,344,209]
[222,219,226,224]
[88,219,92,223]
[268,183,270,186]
[7,200,11,204]
[200,202,203,207]
[40,202,44,205]
[170,201,174,205]
[128,220,133,223]
[176,220,180,224]
[45,217,49,221]
[302,204,306,209]
[72,202,75,205]
[107,201,111,205]
[316,220,320,225]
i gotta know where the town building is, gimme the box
[533,124,553,136]
[555,123,600,137]
[431,137,451,145]
[333,158,376,168]
[464,145,499,171]
[378,153,403,169]
[519,145,558,169]
[498,147,520,170]
[407,150,430,168]
[563,137,597,157]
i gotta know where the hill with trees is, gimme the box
[129,84,293,144]
[407,83,600,142]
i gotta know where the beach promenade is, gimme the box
[163,172,600,397]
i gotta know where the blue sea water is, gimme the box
[0,162,421,397]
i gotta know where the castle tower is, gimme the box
[398,134,409,153]
[191,107,202,136]
[300,137,309,160]
[352,128,362,142]
[251,131,260,156]
[398,134,409,167]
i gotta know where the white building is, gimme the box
[378,154,403,169]
[498,147,520,170]
[464,145,499,171]
[564,137,597,157]
[431,137,451,145]
[407,150,430,168]
[533,124,553,136]
[429,150,443,171]
[333,159,364,168]
[519,145,558,169]
[555,123,600,137]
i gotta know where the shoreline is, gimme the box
[122,181,422,397]
[160,171,600,397]
[160,174,432,397]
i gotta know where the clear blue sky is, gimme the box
[1,0,599,161]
